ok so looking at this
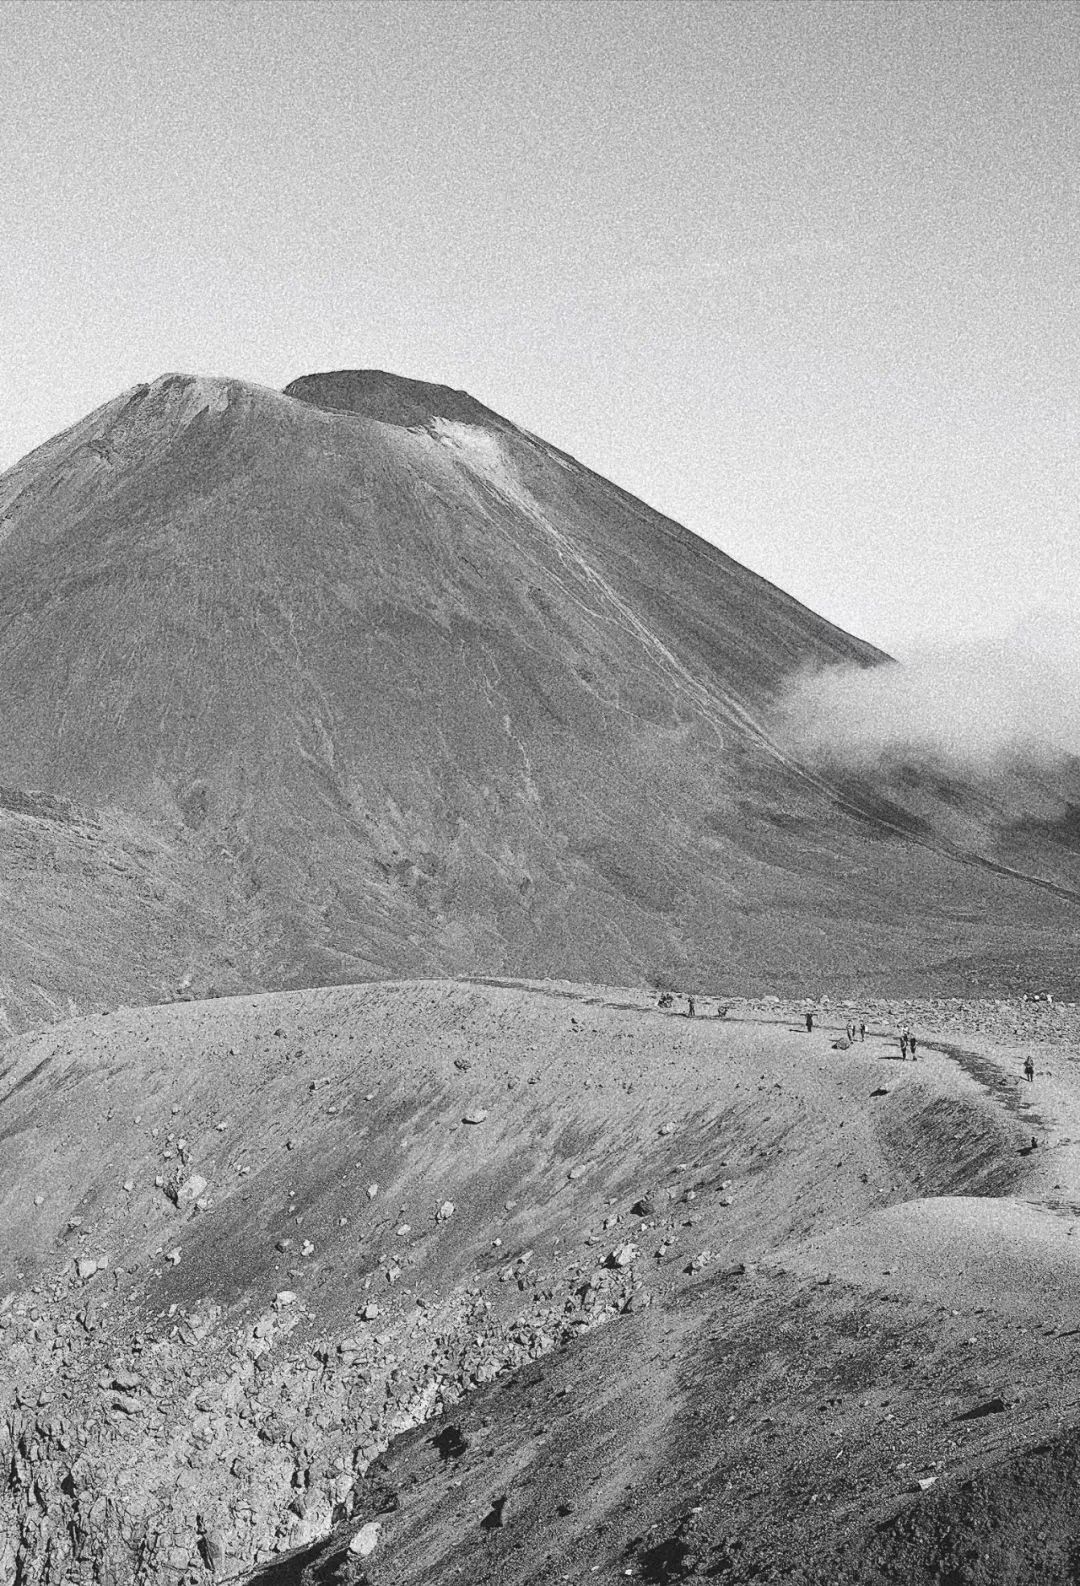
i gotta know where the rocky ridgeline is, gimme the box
[1,1201,668,1583]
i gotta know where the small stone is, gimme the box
[463,1110,489,1125]
[567,1165,590,1182]
[165,1248,181,1265]
[360,1303,380,1321]
[75,1258,99,1282]
[348,1521,381,1557]
[34,1194,44,1206]
[368,1184,379,1200]
[437,1201,455,1222]
[607,1243,637,1269]
[274,1291,298,1310]
[122,1180,134,1193]
[177,1174,208,1206]
[658,1123,675,1137]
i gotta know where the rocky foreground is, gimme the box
[4,980,1080,1584]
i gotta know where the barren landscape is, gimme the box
[2,370,1080,1035]
[5,980,1080,1583]
[3,369,1080,1584]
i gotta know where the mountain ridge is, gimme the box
[0,367,1077,1032]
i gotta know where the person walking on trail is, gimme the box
[806,1011,814,1033]
[1024,1055,1035,1083]
[909,1034,918,1060]
[687,995,695,1018]
[899,1032,909,1060]
[859,1021,866,1042]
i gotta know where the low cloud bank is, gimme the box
[774,620,1080,774]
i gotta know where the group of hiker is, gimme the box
[657,993,1039,1091]
[803,1011,868,1044]
[804,1008,919,1058]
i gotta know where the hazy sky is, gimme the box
[1,0,1076,651]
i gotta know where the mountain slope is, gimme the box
[5,982,1080,1585]
[1,368,1078,1026]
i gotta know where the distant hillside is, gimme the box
[1,367,1078,1028]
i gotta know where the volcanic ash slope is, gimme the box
[4,368,1080,1029]
[5,980,1080,1583]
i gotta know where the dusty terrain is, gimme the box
[3,368,1080,1033]
[5,977,1080,1584]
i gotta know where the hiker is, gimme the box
[859,1021,866,1042]
[899,1032,909,1060]
[1024,1055,1035,1083]
[687,995,695,1018]
[909,1034,918,1060]
[805,1012,814,1033]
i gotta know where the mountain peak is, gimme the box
[283,369,507,431]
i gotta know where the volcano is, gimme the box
[1,367,1078,1030]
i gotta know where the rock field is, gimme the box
[4,978,1080,1583]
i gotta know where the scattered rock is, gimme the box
[607,1243,637,1269]
[463,1109,489,1124]
[481,1495,509,1531]
[177,1173,208,1206]
[109,1393,143,1416]
[348,1522,381,1557]
[437,1201,455,1222]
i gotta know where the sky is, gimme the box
[1,0,1076,652]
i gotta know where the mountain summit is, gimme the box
[0,369,1075,1027]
